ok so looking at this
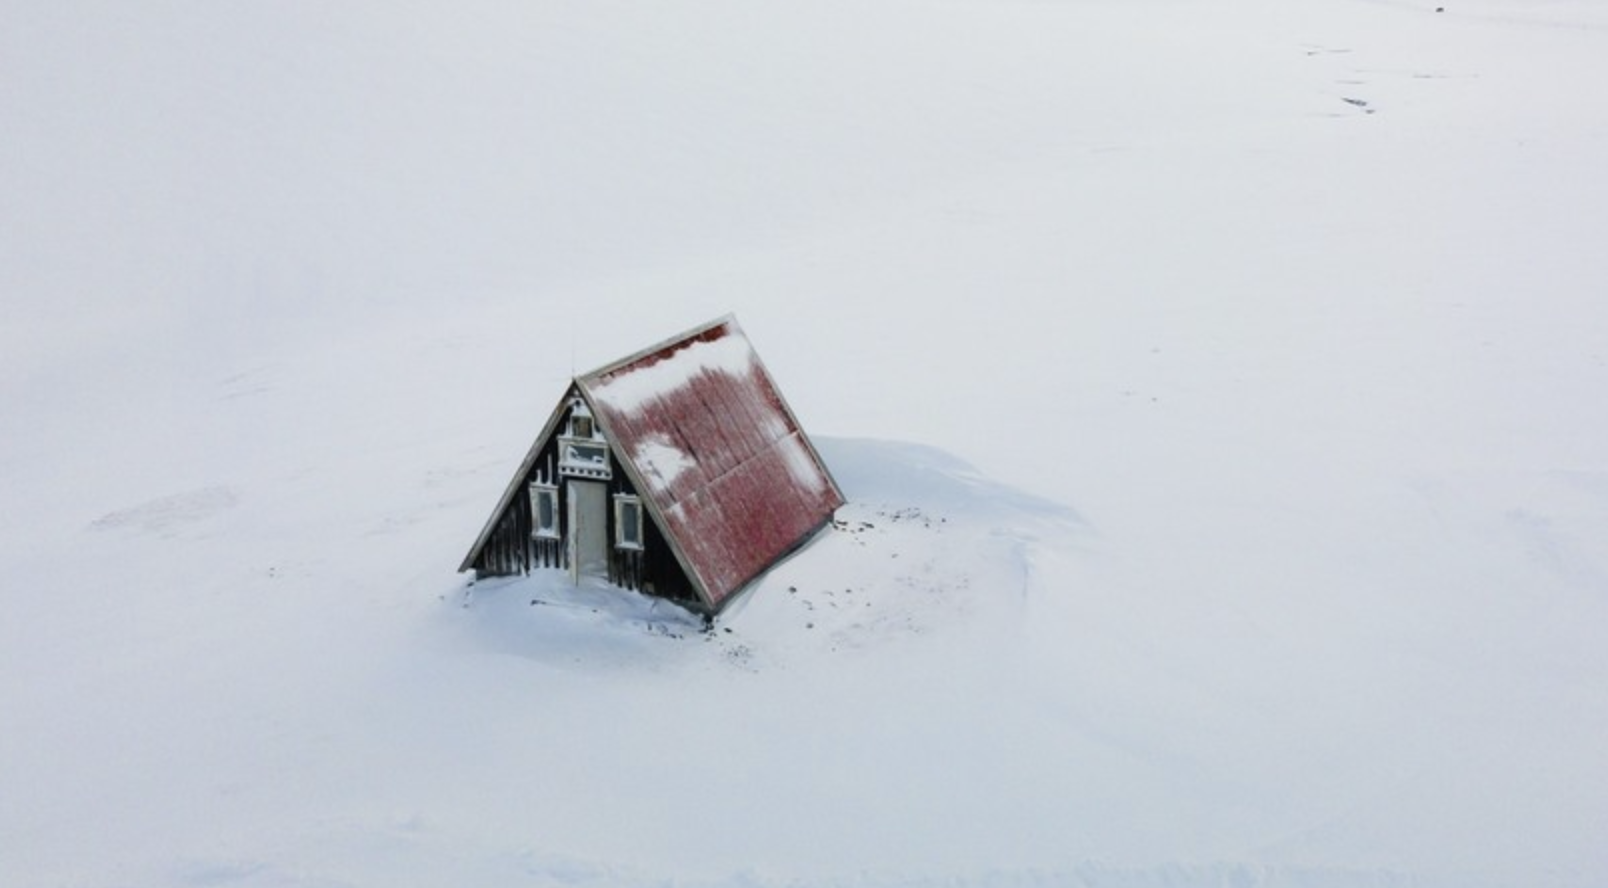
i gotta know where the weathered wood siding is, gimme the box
[471,430,695,605]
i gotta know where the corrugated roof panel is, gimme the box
[581,318,842,607]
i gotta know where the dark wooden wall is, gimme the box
[472,436,562,577]
[471,432,697,607]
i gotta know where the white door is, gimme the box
[567,480,608,583]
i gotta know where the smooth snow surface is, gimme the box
[3,1,1607,886]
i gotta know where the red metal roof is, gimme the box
[579,317,843,609]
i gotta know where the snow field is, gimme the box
[3,0,1607,885]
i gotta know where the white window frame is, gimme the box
[614,494,643,550]
[570,414,594,440]
[529,482,560,540]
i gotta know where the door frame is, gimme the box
[566,479,608,584]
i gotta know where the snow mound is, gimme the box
[449,437,1086,672]
[725,437,1087,659]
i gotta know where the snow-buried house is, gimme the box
[460,316,845,614]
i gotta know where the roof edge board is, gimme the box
[740,323,847,505]
[712,511,839,621]
[457,383,581,572]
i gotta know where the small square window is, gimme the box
[529,483,559,539]
[614,495,643,550]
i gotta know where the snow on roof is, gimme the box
[579,316,843,609]
[587,332,756,416]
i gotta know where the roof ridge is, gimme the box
[576,313,738,385]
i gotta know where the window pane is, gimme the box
[565,443,606,466]
[616,498,642,548]
[530,485,559,538]
[623,503,640,544]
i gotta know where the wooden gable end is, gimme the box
[457,388,699,606]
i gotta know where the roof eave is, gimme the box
[708,509,839,618]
